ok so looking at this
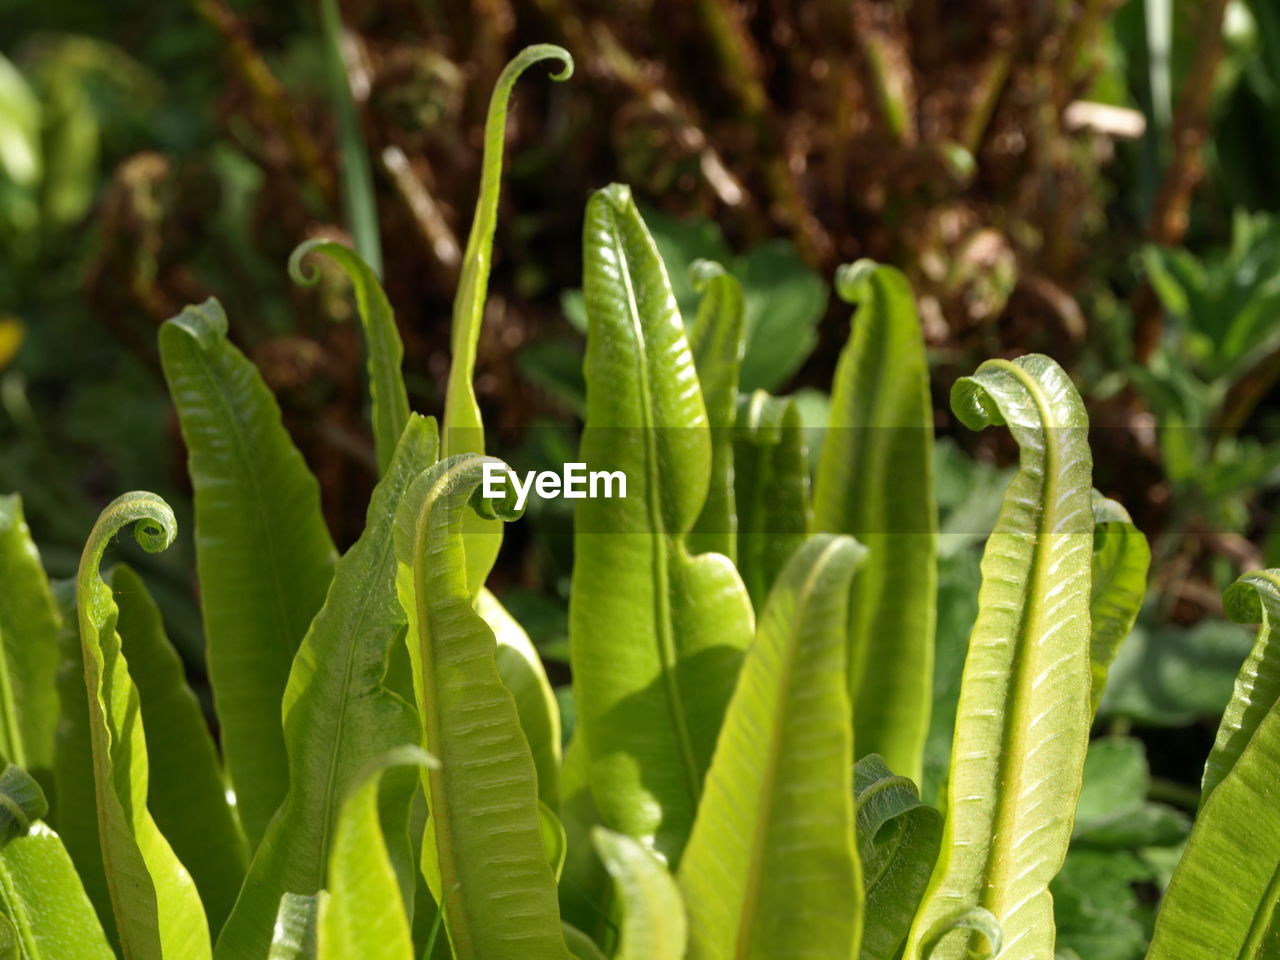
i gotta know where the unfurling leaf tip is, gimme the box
[834,258,880,304]
[287,238,331,288]
[690,258,727,292]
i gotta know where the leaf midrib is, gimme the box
[733,536,849,958]
[605,209,702,815]
[980,362,1077,930]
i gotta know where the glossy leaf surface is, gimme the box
[572,183,754,862]
[678,535,866,960]
[215,417,435,960]
[395,454,568,960]
[812,260,936,782]
[907,355,1094,960]
[289,240,411,475]
[159,298,337,846]
[75,492,210,959]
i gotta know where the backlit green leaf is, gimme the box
[0,494,60,781]
[593,827,687,960]
[442,44,572,595]
[679,535,866,960]
[74,492,210,959]
[687,260,745,559]
[907,355,1094,960]
[289,240,411,475]
[215,417,436,960]
[268,893,320,960]
[480,587,562,807]
[159,298,338,847]
[1203,569,1280,800]
[571,183,754,862]
[812,261,937,782]
[1088,493,1150,716]
[108,564,247,935]
[394,454,568,960]
[318,747,437,960]
[733,390,811,610]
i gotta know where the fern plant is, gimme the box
[0,43,1272,960]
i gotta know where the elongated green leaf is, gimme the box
[1202,569,1280,801]
[480,587,562,806]
[572,183,754,862]
[0,775,114,960]
[51,580,115,942]
[289,240,411,475]
[159,298,338,846]
[556,734,611,942]
[687,260,745,559]
[107,564,247,935]
[733,390,811,610]
[592,827,687,960]
[215,417,435,960]
[318,747,437,960]
[442,44,572,595]
[812,260,937,783]
[394,454,568,960]
[269,893,320,960]
[906,355,1094,960]
[1147,582,1280,959]
[0,494,60,780]
[1088,493,1150,715]
[854,755,942,960]
[678,535,866,960]
[75,492,210,960]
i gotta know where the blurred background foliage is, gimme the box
[3,2,1280,955]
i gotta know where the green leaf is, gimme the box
[735,239,828,392]
[394,454,568,960]
[51,579,115,942]
[0,763,45,845]
[562,924,608,960]
[678,535,867,960]
[74,492,210,959]
[592,827,687,960]
[107,564,247,935]
[555,734,611,942]
[1146,586,1280,958]
[1070,738,1189,851]
[318,747,437,960]
[540,800,568,882]
[268,893,320,960]
[687,260,745,559]
[442,44,572,595]
[159,297,338,846]
[0,818,115,959]
[479,587,562,807]
[854,755,943,960]
[812,261,937,783]
[1088,494,1150,715]
[289,240,411,475]
[0,494,60,780]
[733,390,812,611]
[572,183,754,861]
[1050,850,1149,960]
[907,355,1095,960]
[1203,569,1280,800]
[214,417,436,960]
